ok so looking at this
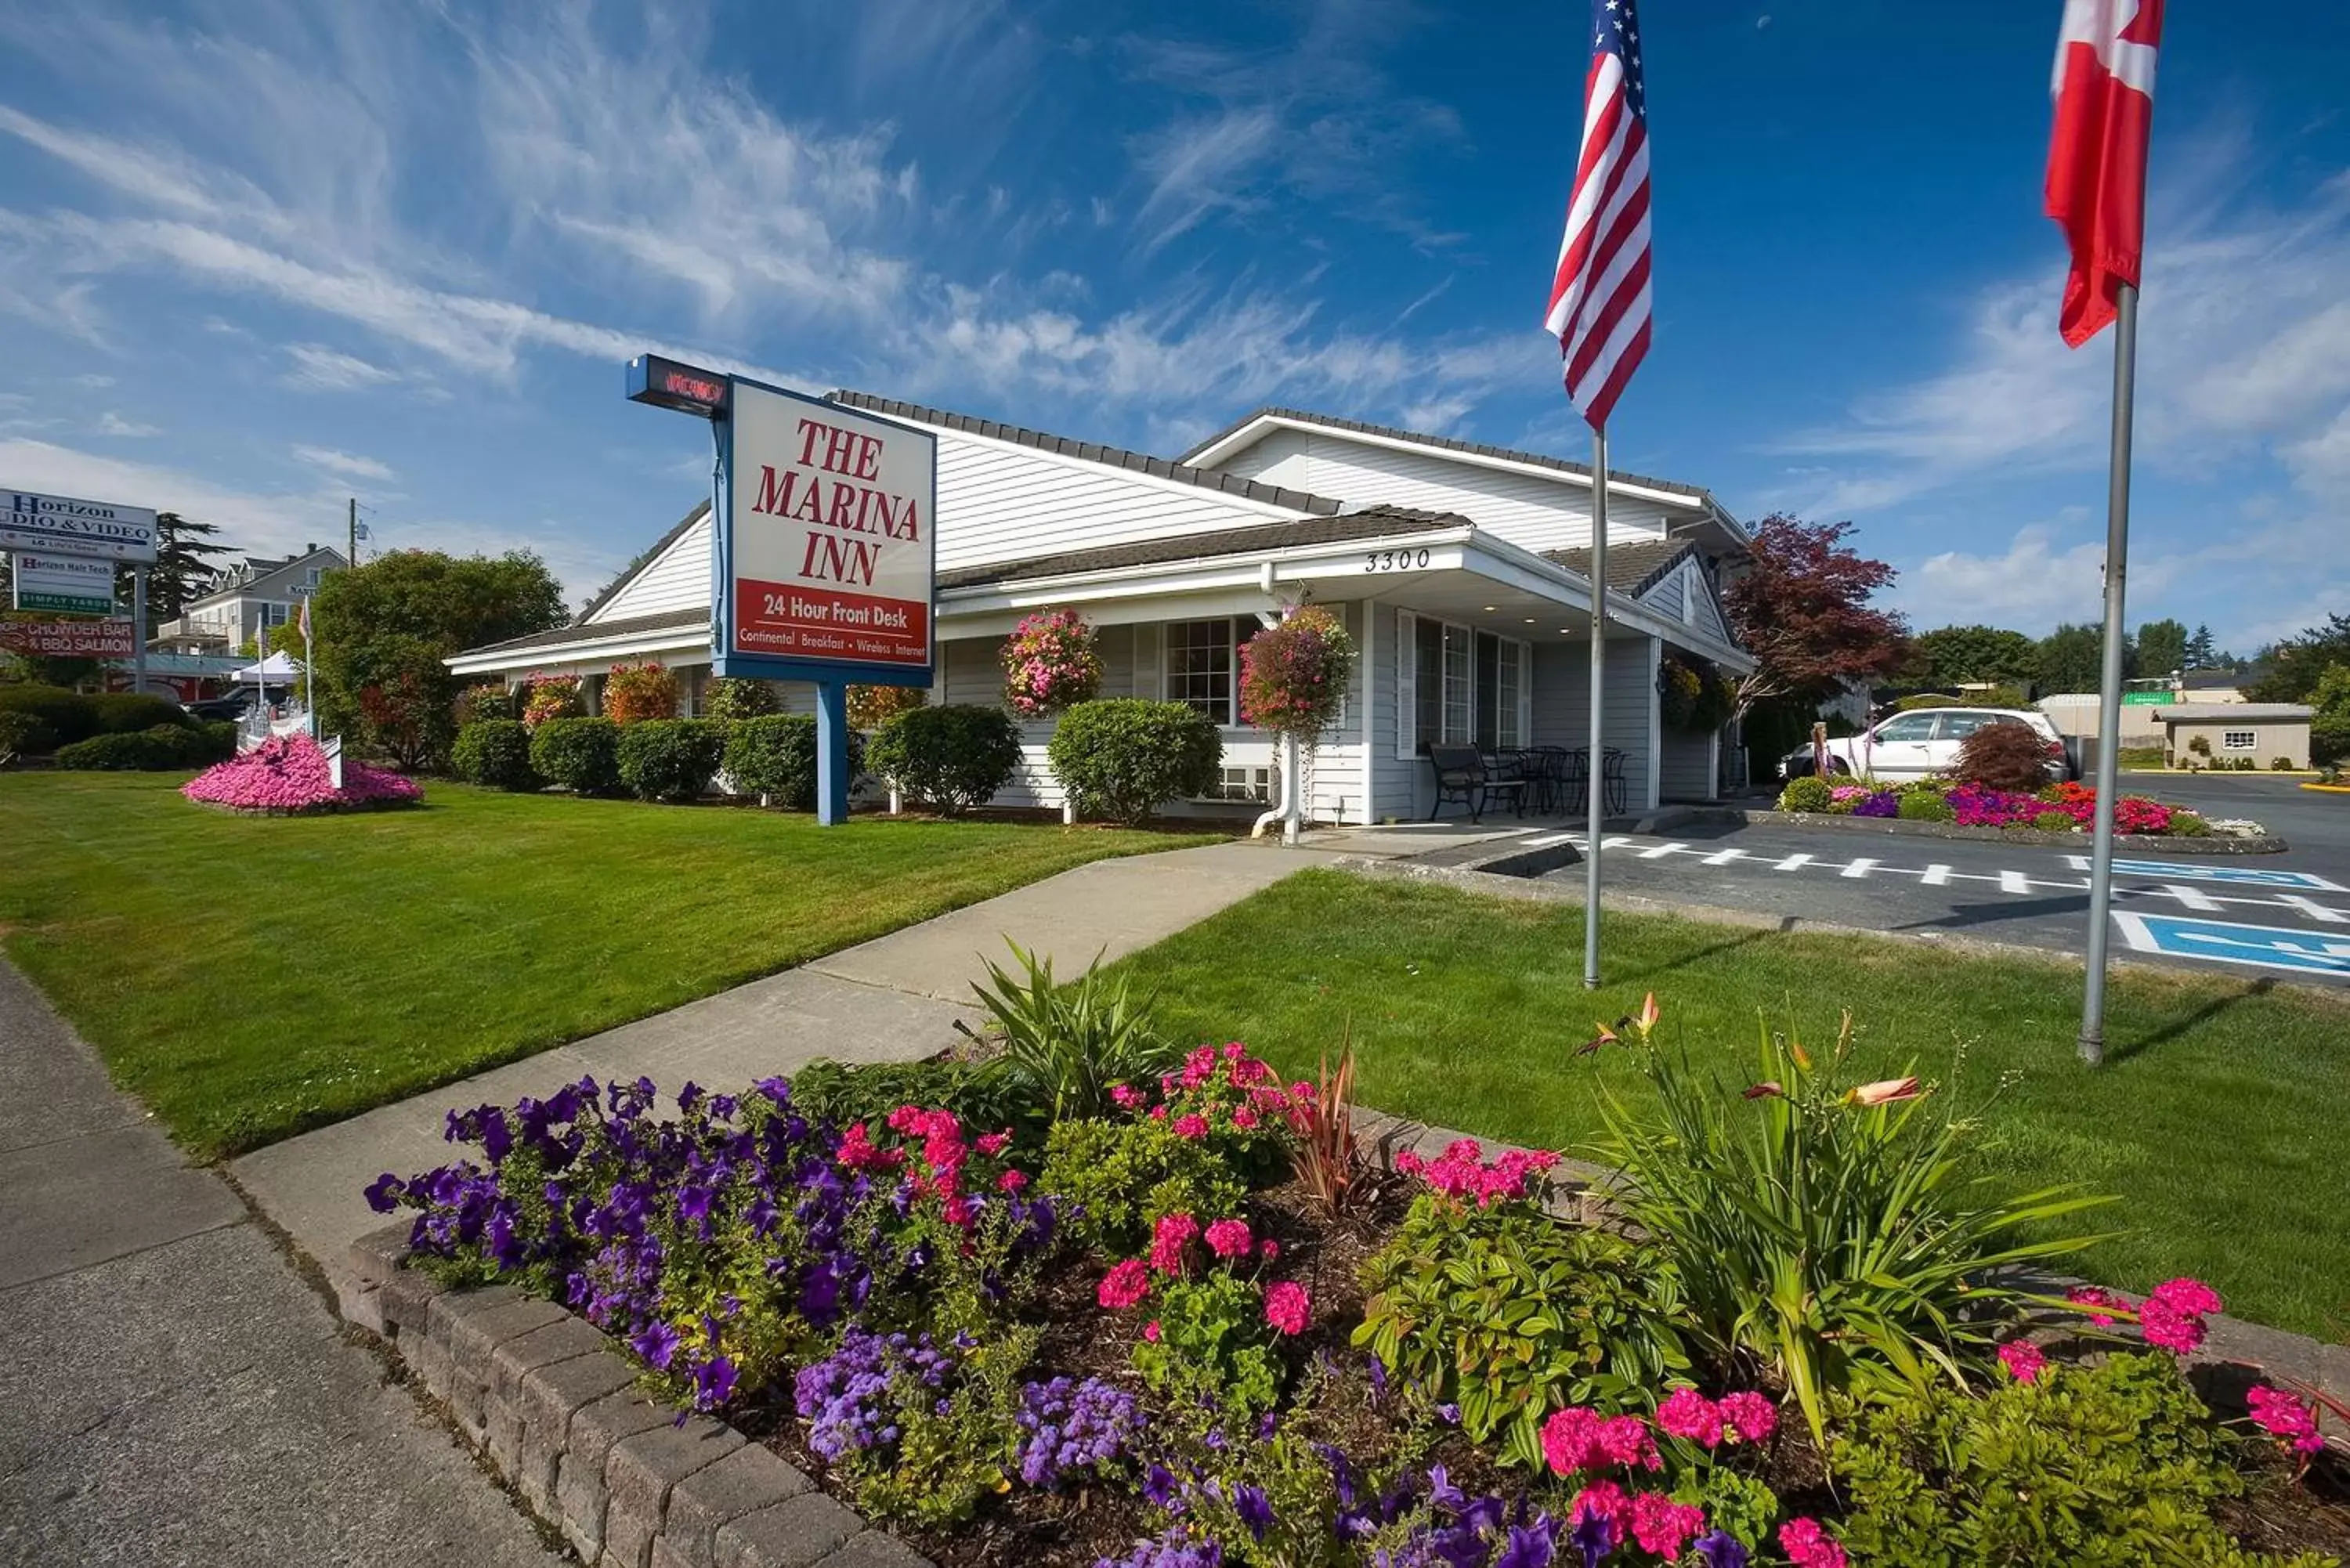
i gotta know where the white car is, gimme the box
[1781,707,2070,782]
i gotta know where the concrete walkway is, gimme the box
[0,961,566,1568]
[234,837,1403,1313]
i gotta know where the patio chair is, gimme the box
[1426,745,1527,822]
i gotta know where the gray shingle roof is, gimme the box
[1177,406,1725,511]
[937,506,1467,591]
[1541,538,1698,597]
[2152,704,2312,721]
[828,392,1347,515]
[459,607,710,659]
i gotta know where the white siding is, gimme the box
[593,515,714,623]
[1523,634,1660,815]
[1213,429,1675,555]
[930,428,1299,569]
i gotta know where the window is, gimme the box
[2222,730,2257,751]
[1871,713,1940,743]
[1938,711,1996,740]
[1405,613,1527,753]
[1166,619,1235,725]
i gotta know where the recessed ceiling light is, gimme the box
[1524,618,1535,623]
[1483,605,1498,612]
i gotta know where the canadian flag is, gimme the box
[2045,0,2163,347]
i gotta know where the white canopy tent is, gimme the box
[231,650,304,685]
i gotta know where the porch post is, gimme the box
[1583,429,1608,991]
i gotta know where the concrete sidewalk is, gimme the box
[234,837,1369,1313]
[0,961,565,1567]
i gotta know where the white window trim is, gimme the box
[1398,609,1530,755]
[2221,729,2257,751]
[1164,616,1241,728]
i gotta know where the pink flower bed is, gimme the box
[182,735,423,815]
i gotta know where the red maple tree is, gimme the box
[1721,515,1910,717]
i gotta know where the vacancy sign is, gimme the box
[1,489,158,563]
[11,551,116,615]
[725,382,936,677]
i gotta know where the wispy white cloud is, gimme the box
[95,410,158,436]
[291,444,393,482]
[283,342,397,391]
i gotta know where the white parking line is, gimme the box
[1922,863,1952,887]
[1520,833,1578,848]
[2278,895,2348,924]
[1639,842,1685,859]
[1841,858,1878,880]
[1773,853,1814,872]
[1998,871,2033,895]
[1701,847,1749,865]
[2163,883,2225,912]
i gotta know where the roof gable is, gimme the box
[580,502,710,625]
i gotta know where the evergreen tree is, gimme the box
[2183,623,2216,668]
[111,512,234,622]
[2133,618,2188,681]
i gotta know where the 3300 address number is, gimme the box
[1364,547,1432,573]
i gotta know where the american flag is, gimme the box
[1545,0,1652,430]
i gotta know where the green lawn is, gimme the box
[0,773,1217,1158]
[1113,869,2350,1339]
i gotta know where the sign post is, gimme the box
[626,357,937,826]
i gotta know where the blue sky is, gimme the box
[2,1,2345,653]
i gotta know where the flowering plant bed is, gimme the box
[1770,777,2278,848]
[182,734,422,815]
[367,1005,2345,1568]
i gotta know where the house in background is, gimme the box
[2153,704,2313,769]
[151,544,348,655]
[448,396,1754,822]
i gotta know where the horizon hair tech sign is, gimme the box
[0,489,158,563]
[719,381,936,685]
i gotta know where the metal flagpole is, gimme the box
[2077,282,2139,1067]
[1583,426,1609,990]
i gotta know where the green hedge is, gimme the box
[0,685,101,745]
[1046,699,1222,824]
[616,717,730,803]
[703,677,779,721]
[529,717,622,796]
[0,710,57,759]
[90,692,193,734]
[450,719,540,792]
[865,704,1020,816]
[56,723,233,771]
[2313,715,2350,768]
[722,714,866,811]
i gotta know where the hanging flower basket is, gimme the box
[1239,605,1357,744]
[1000,609,1104,719]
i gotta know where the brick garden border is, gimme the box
[340,1115,2345,1568]
[346,1224,930,1568]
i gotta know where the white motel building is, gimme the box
[448,396,1755,823]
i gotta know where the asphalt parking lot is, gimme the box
[1532,775,2350,985]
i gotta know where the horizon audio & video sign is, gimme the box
[721,381,935,682]
[1,489,157,562]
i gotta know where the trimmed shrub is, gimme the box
[1950,720,2054,791]
[616,717,729,803]
[530,717,622,796]
[2186,733,2212,757]
[0,684,102,745]
[451,719,540,792]
[0,710,57,760]
[201,721,238,759]
[89,692,193,735]
[602,662,678,724]
[866,705,1020,816]
[1046,699,1221,825]
[2029,809,2077,832]
[2272,756,2296,771]
[1896,790,1954,822]
[520,674,584,728]
[1777,775,1833,813]
[56,724,222,771]
[703,676,778,721]
[722,714,866,811]
[2169,811,2211,837]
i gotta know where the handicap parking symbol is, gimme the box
[2066,856,2345,891]
[2113,912,2350,976]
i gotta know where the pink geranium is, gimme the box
[2141,1277,2222,1356]
[1263,1281,1310,1335]
[2066,1284,2124,1326]
[1998,1340,2048,1383]
[1097,1259,1149,1310]
[1716,1391,1777,1444]
[1654,1387,1723,1447]
[1150,1213,1200,1275]
[1204,1219,1253,1259]
[2247,1386,2325,1455]
[1629,1493,1707,1559]
[1779,1518,1848,1568]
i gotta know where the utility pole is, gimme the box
[347,497,357,567]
